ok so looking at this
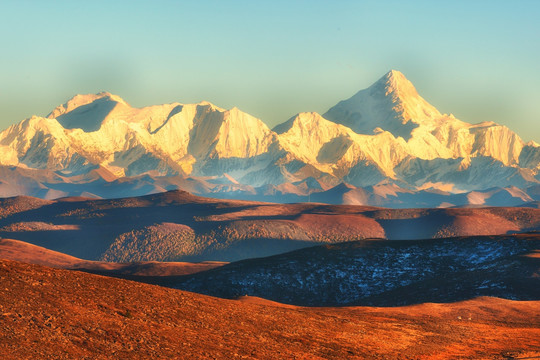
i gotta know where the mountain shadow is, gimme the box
[167,233,540,307]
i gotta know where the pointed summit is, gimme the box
[373,70,419,97]
[386,69,404,78]
[323,70,442,140]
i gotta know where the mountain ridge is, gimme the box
[0,70,538,203]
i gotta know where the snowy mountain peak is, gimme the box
[45,92,132,133]
[273,112,333,135]
[323,70,443,139]
[275,112,355,143]
[196,100,225,112]
[375,69,418,97]
[47,92,128,119]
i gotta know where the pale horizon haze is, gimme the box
[0,0,539,141]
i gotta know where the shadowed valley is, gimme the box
[0,190,538,263]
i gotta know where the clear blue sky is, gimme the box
[1,0,539,141]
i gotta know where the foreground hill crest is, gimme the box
[0,70,538,201]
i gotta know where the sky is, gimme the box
[0,0,539,141]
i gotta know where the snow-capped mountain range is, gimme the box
[0,70,538,205]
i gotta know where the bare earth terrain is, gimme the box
[1,259,540,359]
[1,191,539,358]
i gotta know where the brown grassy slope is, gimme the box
[1,259,540,359]
[0,239,224,276]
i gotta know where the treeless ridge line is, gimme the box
[0,239,225,276]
